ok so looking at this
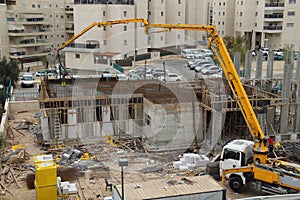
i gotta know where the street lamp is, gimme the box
[118,157,128,200]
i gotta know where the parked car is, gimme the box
[189,59,211,70]
[158,72,183,82]
[128,67,150,77]
[251,50,257,56]
[102,71,112,78]
[200,65,222,75]
[273,49,283,56]
[181,49,195,59]
[191,49,205,59]
[116,74,127,80]
[128,73,141,80]
[259,47,269,56]
[142,74,155,80]
[200,49,214,57]
[150,68,169,78]
[195,63,213,72]
[21,73,35,88]
[34,70,45,77]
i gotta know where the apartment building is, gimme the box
[64,0,209,70]
[212,0,300,50]
[0,0,74,68]
[0,2,9,59]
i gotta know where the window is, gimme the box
[160,36,163,41]
[61,15,64,19]
[145,114,151,126]
[103,40,107,45]
[124,25,127,31]
[288,11,295,16]
[223,2,225,6]
[123,11,127,17]
[239,23,242,27]
[31,26,36,30]
[177,34,180,39]
[61,35,64,38]
[287,23,294,27]
[7,17,14,22]
[103,11,106,16]
[241,1,243,5]
[103,26,106,31]
[75,53,80,59]
[124,40,127,46]
[223,12,225,16]
[255,12,258,16]
[32,4,35,8]
[240,12,243,16]
[178,0,181,4]
[223,149,240,160]
[255,23,257,27]
[178,11,180,16]
[161,11,164,16]
[289,0,296,4]
[256,1,259,5]
[161,0,164,3]
[37,4,40,8]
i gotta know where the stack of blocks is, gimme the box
[173,153,210,171]
[34,155,57,200]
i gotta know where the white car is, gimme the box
[21,73,35,88]
[102,71,112,78]
[200,66,222,75]
[200,49,214,57]
[116,74,127,80]
[259,48,269,56]
[195,63,213,72]
[159,73,183,82]
[128,73,140,80]
[142,74,155,80]
[273,49,283,56]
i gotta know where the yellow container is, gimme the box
[34,155,53,164]
[35,184,57,200]
[35,161,57,187]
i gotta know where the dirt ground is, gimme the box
[0,110,267,200]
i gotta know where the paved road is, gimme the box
[153,57,196,81]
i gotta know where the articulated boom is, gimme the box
[57,18,269,163]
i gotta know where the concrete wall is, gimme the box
[143,98,202,151]
[9,101,39,114]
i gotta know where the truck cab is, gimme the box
[220,140,254,185]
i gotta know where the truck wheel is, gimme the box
[229,177,243,193]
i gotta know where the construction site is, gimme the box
[2,19,300,200]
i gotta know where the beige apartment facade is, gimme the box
[0,0,74,68]
[212,0,300,50]
[65,0,210,70]
[0,3,9,59]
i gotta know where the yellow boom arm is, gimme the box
[57,18,268,163]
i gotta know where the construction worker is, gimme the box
[61,72,67,86]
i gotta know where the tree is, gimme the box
[0,57,20,87]
[223,35,246,64]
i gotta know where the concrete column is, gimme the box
[280,63,293,133]
[266,51,274,92]
[255,51,263,88]
[296,51,300,84]
[244,50,252,79]
[266,107,275,135]
[234,52,241,76]
[295,56,300,132]
[210,111,225,149]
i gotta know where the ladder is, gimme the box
[54,113,63,146]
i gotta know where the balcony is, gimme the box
[265,2,284,11]
[65,5,74,14]
[264,13,283,22]
[63,41,100,53]
[9,52,51,60]
[263,25,282,33]
[10,39,51,48]
[74,0,134,5]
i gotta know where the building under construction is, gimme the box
[37,50,300,153]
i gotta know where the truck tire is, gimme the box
[229,176,244,193]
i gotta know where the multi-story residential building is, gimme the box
[0,1,9,59]
[212,0,300,50]
[0,0,74,69]
[64,0,209,70]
